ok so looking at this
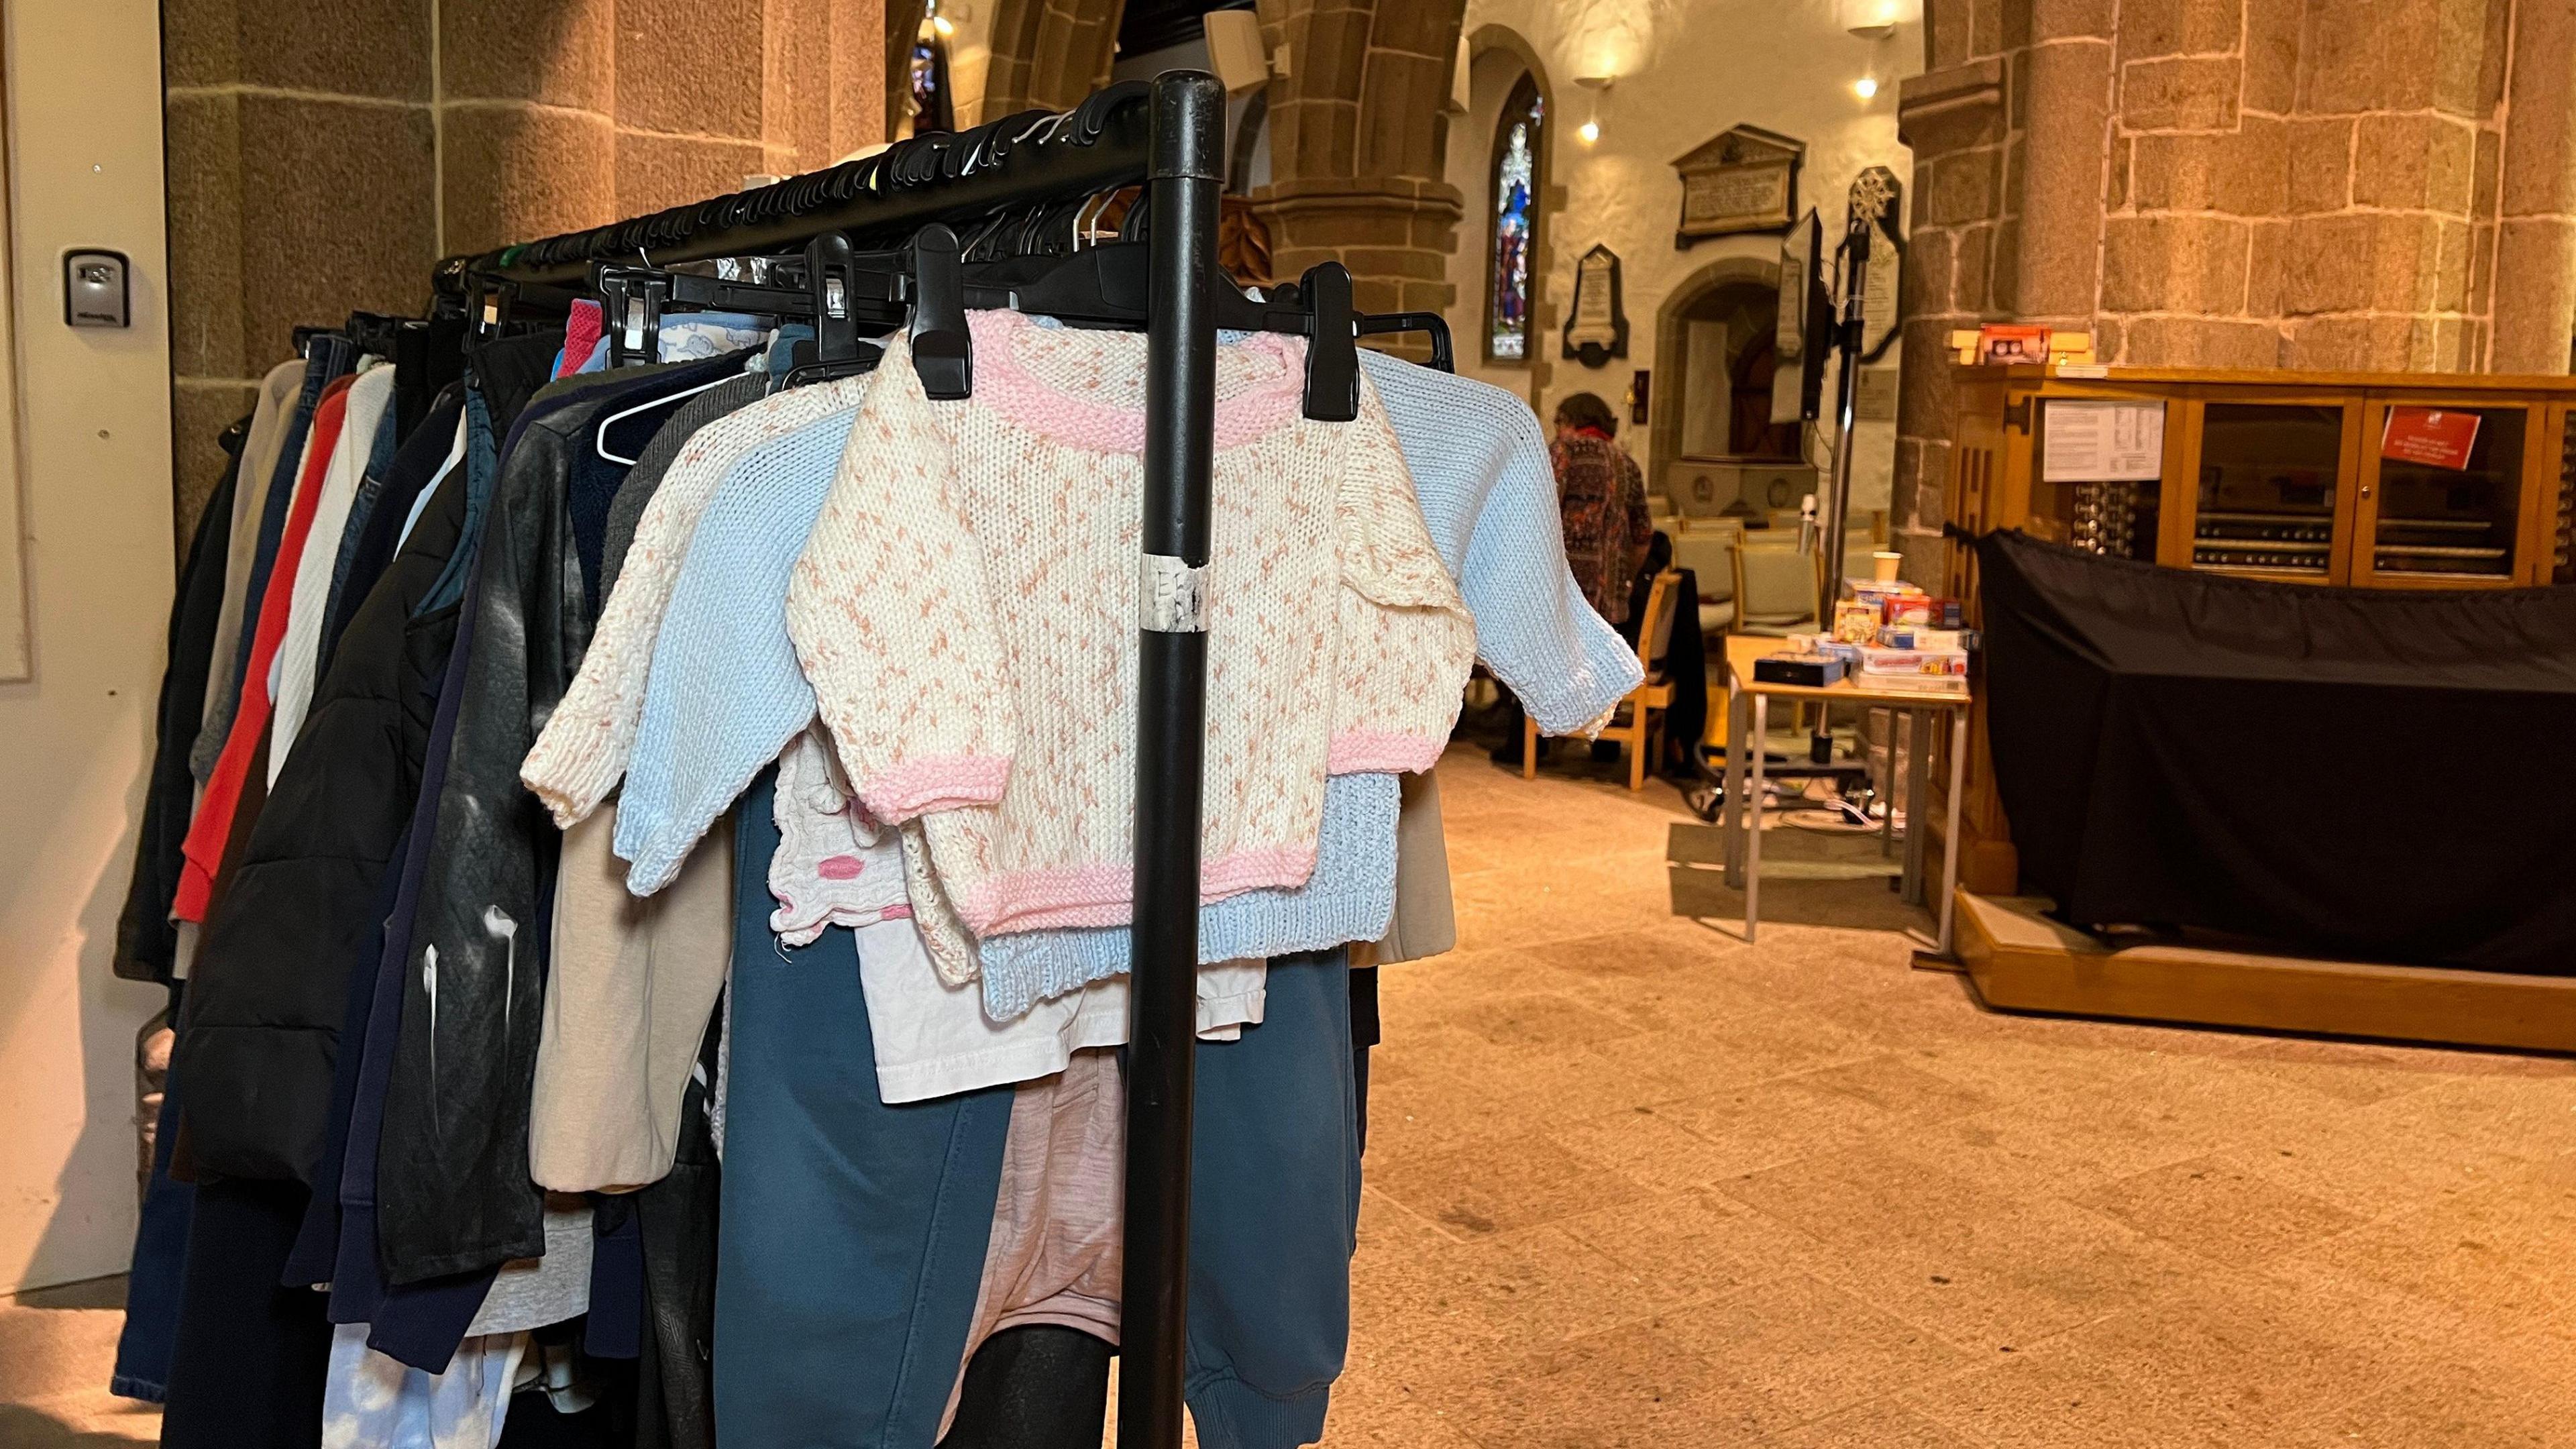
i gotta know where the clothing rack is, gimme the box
[437,70,1230,1449]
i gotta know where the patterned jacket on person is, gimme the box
[1551,429,1652,626]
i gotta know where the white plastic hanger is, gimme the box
[594,371,737,465]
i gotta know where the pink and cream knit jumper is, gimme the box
[787,311,1473,938]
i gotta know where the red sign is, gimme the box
[1974,325,2051,365]
[2380,407,2481,471]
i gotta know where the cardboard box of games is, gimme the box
[1857,644,1970,692]
[1838,578,1967,636]
[1875,625,1979,652]
[1786,632,1863,666]
[1859,646,1969,677]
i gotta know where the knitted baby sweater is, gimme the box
[1353,350,1643,731]
[787,312,1474,937]
[973,770,1395,1019]
[603,358,1406,996]
[613,403,862,892]
[761,734,1271,1103]
[519,377,870,828]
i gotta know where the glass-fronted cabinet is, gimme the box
[1959,370,2572,592]
[2354,402,2536,586]
[2192,402,2353,578]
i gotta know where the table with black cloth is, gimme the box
[1974,529,2576,976]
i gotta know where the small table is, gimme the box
[1717,635,1973,956]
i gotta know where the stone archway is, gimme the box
[1455,23,1556,402]
[1647,256,1782,496]
[946,0,1474,344]
[982,0,1125,115]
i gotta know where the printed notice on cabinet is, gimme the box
[2041,399,2165,482]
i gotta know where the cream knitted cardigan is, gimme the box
[788,311,1472,937]
[519,376,873,828]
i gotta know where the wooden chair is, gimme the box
[1526,570,1682,791]
[1730,542,1822,637]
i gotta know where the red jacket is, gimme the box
[174,375,355,922]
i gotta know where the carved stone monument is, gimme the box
[1672,124,1803,246]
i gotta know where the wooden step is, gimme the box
[1952,891,2576,1054]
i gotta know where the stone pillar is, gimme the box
[164,0,883,541]
[1894,0,2576,576]
[1889,50,2008,579]
[440,0,884,256]
[163,0,440,540]
[981,0,1122,116]
[2492,0,2576,372]
[1249,0,1465,351]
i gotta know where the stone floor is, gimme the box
[0,1276,160,1445]
[1327,745,2576,1448]
[11,743,2576,1448]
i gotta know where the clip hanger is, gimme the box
[910,224,973,400]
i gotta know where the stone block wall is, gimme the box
[1890,0,2576,576]
[1249,0,1467,354]
[165,0,885,542]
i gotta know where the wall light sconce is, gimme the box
[1575,74,1612,144]
[1839,0,1904,38]
[1854,74,1879,99]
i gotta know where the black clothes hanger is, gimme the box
[593,265,822,368]
[909,225,973,399]
[779,231,895,390]
[1295,264,1358,422]
[955,243,1361,421]
[1354,311,1456,375]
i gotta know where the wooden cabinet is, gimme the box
[1939,366,2576,893]
[1960,368,2571,588]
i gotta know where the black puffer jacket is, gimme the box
[172,411,472,1183]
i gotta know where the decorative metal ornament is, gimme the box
[1849,164,1906,364]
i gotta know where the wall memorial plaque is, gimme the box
[1672,124,1803,247]
[1561,244,1630,367]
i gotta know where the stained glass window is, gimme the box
[1487,76,1544,364]
[909,24,953,137]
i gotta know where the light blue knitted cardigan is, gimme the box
[1354,349,1642,733]
[612,346,1638,1018]
[615,403,858,891]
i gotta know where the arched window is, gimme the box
[908,7,955,137]
[1485,74,1544,364]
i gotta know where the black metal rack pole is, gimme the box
[1120,70,1224,1449]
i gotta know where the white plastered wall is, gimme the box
[0,0,180,1291]
[1442,0,1925,515]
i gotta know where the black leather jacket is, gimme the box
[374,352,739,1282]
[375,392,591,1279]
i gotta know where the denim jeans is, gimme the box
[1184,950,1359,1449]
[715,767,1014,1448]
[111,1018,194,1402]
